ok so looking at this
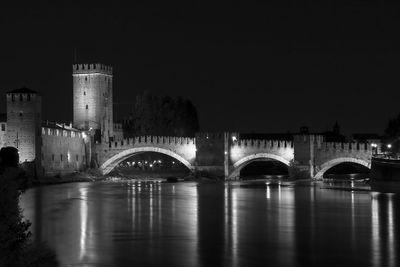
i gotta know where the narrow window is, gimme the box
[85,76,87,82]
[11,94,15,102]
[19,111,23,117]
[60,154,63,161]
[1,124,5,131]
[83,91,86,96]
[76,155,79,161]
[86,105,88,110]
[27,94,31,101]
[52,154,55,161]
[19,94,23,101]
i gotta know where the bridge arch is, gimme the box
[314,157,371,179]
[229,153,291,180]
[100,146,194,175]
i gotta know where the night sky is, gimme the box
[1,1,400,136]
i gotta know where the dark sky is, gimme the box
[1,1,400,135]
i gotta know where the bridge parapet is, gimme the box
[108,136,195,149]
[319,142,372,152]
[233,139,293,149]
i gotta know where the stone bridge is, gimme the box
[95,133,373,180]
[97,136,196,175]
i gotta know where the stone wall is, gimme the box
[41,126,87,176]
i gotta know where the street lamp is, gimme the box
[371,143,378,155]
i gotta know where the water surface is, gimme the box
[20,180,399,266]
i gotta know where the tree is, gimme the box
[383,113,400,153]
[123,91,200,137]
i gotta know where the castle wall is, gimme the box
[41,126,87,176]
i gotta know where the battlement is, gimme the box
[319,142,372,152]
[41,121,84,139]
[108,135,195,149]
[233,139,293,149]
[72,63,113,75]
[195,132,236,140]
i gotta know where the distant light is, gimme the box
[172,161,175,164]
[387,144,392,149]
[371,143,377,148]
[158,160,162,163]
[224,151,228,155]
[232,136,237,142]
[150,164,153,168]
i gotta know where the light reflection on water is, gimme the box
[19,181,399,267]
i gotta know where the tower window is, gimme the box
[52,154,55,161]
[83,91,86,96]
[19,111,23,117]
[27,94,31,101]
[86,105,88,110]
[60,154,63,161]
[11,94,15,102]
[1,124,5,131]
[85,77,87,82]
[19,94,23,101]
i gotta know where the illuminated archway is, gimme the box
[100,147,194,175]
[229,153,290,179]
[314,157,370,179]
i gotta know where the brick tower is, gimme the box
[6,88,42,164]
[72,63,114,142]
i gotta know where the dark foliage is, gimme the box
[0,147,58,267]
[123,91,199,137]
[383,113,400,153]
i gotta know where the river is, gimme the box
[20,180,399,267]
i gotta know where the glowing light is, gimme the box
[371,143,377,148]
[150,164,153,168]
[224,151,228,155]
[387,144,392,149]
[158,160,162,163]
[232,136,237,142]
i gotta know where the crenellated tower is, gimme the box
[6,88,42,164]
[72,63,114,142]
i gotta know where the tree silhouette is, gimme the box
[123,91,199,137]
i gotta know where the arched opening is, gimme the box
[111,152,191,178]
[229,153,290,180]
[100,147,194,176]
[240,159,289,179]
[314,158,371,180]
